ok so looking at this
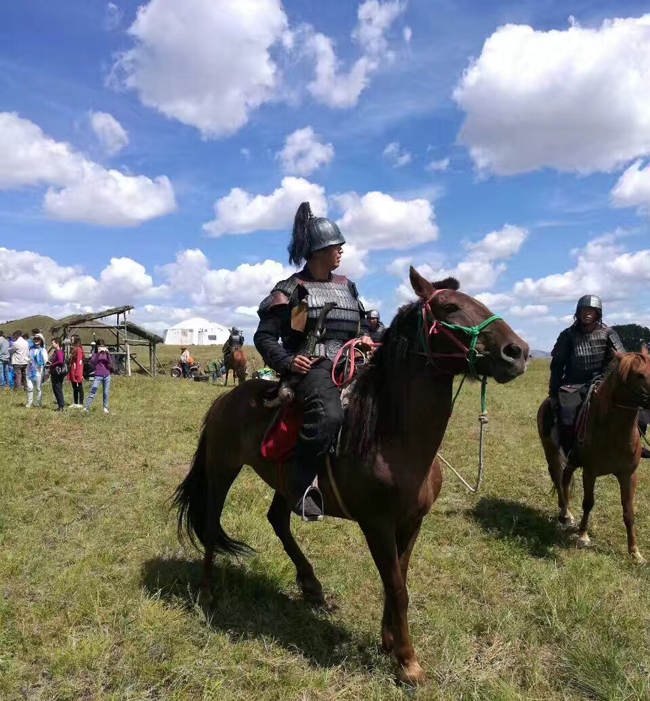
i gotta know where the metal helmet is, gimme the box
[307,217,345,254]
[576,295,602,313]
[368,309,380,320]
[289,202,345,265]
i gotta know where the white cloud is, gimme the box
[0,112,175,225]
[509,304,549,317]
[307,0,405,108]
[454,15,650,175]
[203,176,327,236]
[44,167,175,226]
[0,248,167,320]
[353,0,405,57]
[403,26,412,42]
[383,141,412,167]
[386,256,413,277]
[113,0,288,137]
[89,111,129,155]
[335,191,438,250]
[277,126,334,175]
[336,243,369,278]
[427,224,528,292]
[426,157,449,172]
[475,292,515,309]
[513,235,650,301]
[611,160,650,212]
[106,2,123,30]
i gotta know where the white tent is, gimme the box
[163,317,230,346]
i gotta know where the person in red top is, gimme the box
[48,337,66,411]
[67,335,85,408]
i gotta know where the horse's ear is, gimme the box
[409,266,434,300]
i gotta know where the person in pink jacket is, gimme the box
[67,335,85,408]
[83,339,114,414]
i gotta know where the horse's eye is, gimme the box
[444,304,458,314]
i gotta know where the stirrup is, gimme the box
[300,479,324,522]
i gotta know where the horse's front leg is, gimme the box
[618,472,645,564]
[577,470,596,547]
[560,464,576,527]
[361,521,424,685]
[381,518,423,655]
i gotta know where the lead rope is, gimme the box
[438,376,488,493]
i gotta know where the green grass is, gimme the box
[1,359,650,700]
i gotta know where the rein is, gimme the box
[419,291,502,493]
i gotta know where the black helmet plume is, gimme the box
[289,202,313,266]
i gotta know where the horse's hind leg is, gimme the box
[539,403,574,525]
[618,472,645,564]
[577,470,596,547]
[267,492,324,605]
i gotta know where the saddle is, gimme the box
[259,346,365,462]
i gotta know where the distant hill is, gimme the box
[530,349,551,358]
[0,315,56,337]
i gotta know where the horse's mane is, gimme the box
[594,351,650,417]
[343,277,460,462]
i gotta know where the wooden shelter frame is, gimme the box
[51,305,163,377]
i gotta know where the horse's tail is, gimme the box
[172,425,253,556]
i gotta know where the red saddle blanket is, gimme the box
[261,403,303,462]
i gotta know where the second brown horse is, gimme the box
[174,268,528,684]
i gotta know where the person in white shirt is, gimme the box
[9,329,30,392]
[26,334,48,408]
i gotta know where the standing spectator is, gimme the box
[68,335,85,408]
[26,334,48,408]
[180,346,191,378]
[84,338,113,414]
[48,337,66,411]
[9,330,29,393]
[0,331,9,388]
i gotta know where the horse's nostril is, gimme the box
[502,343,523,360]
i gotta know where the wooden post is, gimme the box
[124,314,131,377]
[153,344,158,377]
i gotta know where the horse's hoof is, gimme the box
[576,534,591,549]
[559,513,575,529]
[198,587,213,608]
[297,577,325,607]
[397,659,425,686]
[630,550,647,565]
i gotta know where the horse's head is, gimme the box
[611,346,650,409]
[409,267,529,384]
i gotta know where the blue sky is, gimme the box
[1,0,650,350]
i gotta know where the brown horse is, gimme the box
[224,348,246,386]
[173,268,528,684]
[538,347,650,563]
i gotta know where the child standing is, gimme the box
[83,339,113,413]
[68,335,85,408]
[48,337,66,411]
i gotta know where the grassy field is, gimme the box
[2,358,650,701]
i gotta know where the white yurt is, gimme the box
[163,317,230,346]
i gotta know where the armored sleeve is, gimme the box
[606,327,626,358]
[254,301,294,374]
[348,281,370,335]
[549,329,570,397]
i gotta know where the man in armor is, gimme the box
[222,326,244,367]
[254,202,372,521]
[367,309,386,343]
[549,295,625,459]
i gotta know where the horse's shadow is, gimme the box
[141,557,378,670]
[468,496,563,558]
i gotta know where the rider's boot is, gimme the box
[641,447,650,459]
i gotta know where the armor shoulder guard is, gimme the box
[258,289,290,315]
[272,275,300,298]
[605,325,626,353]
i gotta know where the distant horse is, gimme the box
[224,348,246,386]
[538,347,650,563]
[173,268,528,684]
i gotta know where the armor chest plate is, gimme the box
[570,328,609,373]
[300,279,360,329]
